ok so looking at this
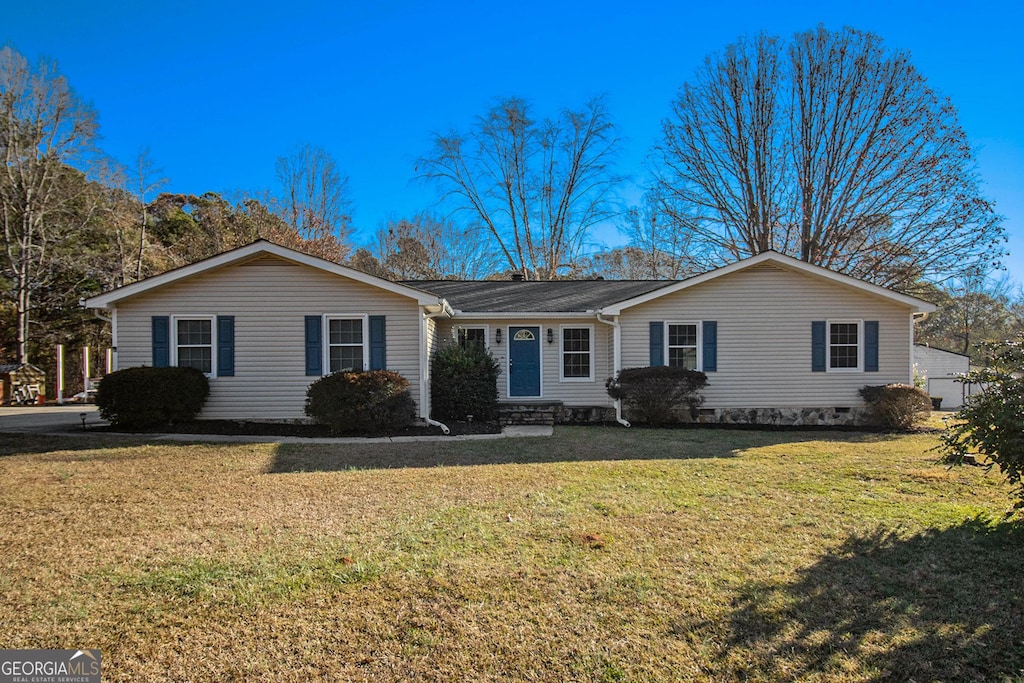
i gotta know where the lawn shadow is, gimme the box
[0,432,208,458]
[705,516,1024,681]
[265,426,908,473]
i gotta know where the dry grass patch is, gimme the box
[0,427,1020,682]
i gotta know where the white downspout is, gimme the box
[420,302,451,435]
[597,313,630,428]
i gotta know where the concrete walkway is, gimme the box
[0,406,552,443]
[149,425,552,444]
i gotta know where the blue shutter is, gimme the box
[369,315,387,370]
[152,316,169,368]
[217,316,235,377]
[305,316,322,376]
[649,321,664,367]
[864,320,879,372]
[702,321,717,372]
[812,321,826,372]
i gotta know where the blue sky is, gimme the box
[6,0,1023,281]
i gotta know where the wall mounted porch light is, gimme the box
[547,328,554,344]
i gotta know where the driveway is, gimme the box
[0,405,106,433]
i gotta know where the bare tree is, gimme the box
[658,34,790,265]
[131,147,168,281]
[619,188,707,279]
[916,271,1016,361]
[655,26,1004,288]
[1,46,99,364]
[367,212,500,280]
[419,97,622,280]
[275,143,352,261]
[372,217,439,280]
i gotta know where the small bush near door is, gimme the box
[305,370,415,435]
[606,367,708,426]
[96,366,210,428]
[431,343,499,422]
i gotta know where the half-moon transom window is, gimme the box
[513,329,535,341]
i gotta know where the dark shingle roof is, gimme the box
[404,279,674,313]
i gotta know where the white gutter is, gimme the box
[419,301,451,435]
[453,310,595,320]
[596,312,630,428]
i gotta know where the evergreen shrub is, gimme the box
[606,366,708,426]
[305,370,415,435]
[431,342,499,422]
[96,366,210,428]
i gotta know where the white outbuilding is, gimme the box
[913,344,972,409]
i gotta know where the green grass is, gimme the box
[0,426,1020,682]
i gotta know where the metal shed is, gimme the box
[0,363,46,405]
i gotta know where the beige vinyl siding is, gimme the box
[422,314,440,416]
[114,255,424,420]
[435,319,615,407]
[619,263,915,408]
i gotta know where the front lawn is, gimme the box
[0,427,1019,682]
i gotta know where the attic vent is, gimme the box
[747,263,782,273]
[511,273,526,281]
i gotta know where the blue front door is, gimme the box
[509,326,541,397]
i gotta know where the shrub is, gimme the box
[305,370,415,435]
[606,366,708,426]
[939,337,1024,511]
[431,342,499,422]
[859,383,931,429]
[96,366,210,428]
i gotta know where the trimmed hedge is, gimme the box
[430,343,499,422]
[859,383,931,429]
[606,366,708,426]
[96,366,210,428]
[305,370,415,435]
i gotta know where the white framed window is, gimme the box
[666,322,701,370]
[325,315,369,373]
[172,315,216,376]
[828,320,862,372]
[560,325,594,381]
[457,326,488,350]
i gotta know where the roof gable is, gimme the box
[599,251,937,314]
[85,240,446,309]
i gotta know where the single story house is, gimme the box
[84,240,937,427]
[912,344,972,409]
